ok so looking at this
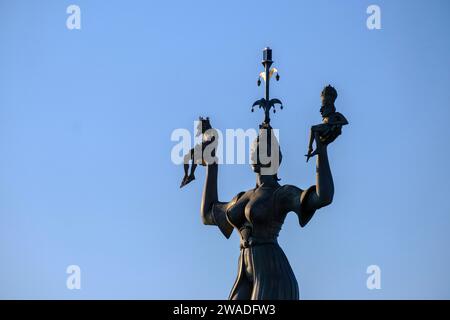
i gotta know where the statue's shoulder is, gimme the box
[231,190,247,203]
[275,184,317,227]
[278,184,303,193]
[228,189,253,208]
[275,184,303,202]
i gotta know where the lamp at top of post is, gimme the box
[253,47,283,128]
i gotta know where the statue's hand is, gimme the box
[201,127,219,166]
[319,125,342,147]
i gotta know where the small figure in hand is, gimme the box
[180,117,217,188]
[306,85,348,162]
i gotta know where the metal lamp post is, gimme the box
[252,47,283,126]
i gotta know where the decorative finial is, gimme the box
[252,47,283,126]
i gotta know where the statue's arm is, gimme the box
[280,143,334,227]
[200,163,219,225]
[200,163,236,238]
[301,142,334,214]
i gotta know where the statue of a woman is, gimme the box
[200,118,336,300]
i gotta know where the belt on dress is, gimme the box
[240,237,277,249]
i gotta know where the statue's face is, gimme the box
[250,136,281,175]
[320,95,334,117]
[251,161,278,174]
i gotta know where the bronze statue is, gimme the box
[305,85,348,162]
[186,48,345,299]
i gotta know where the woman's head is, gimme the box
[250,125,282,176]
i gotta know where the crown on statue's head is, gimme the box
[321,85,338,102]
[196,116,212,136]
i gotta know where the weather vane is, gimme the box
[252,47,283,126]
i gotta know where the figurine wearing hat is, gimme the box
[305,85,348,162]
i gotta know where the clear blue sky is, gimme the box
[1,0,449,299]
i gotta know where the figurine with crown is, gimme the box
[305,85,348,162]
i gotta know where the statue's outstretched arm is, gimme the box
[200,163,219,225]
[301,141,334,212]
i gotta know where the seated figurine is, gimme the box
[306,85,348,162]
[180,117,217,188]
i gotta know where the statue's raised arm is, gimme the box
[199,120,244,239]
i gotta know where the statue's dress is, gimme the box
[210,184,317,300]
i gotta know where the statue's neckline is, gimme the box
[256,184,280,190]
